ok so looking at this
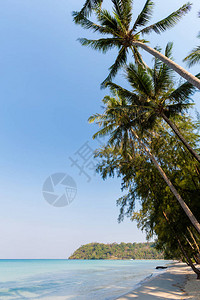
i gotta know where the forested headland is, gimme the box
[69,242,164,260]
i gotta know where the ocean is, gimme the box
[0,259,172,299]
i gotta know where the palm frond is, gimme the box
[139,2,192,35]
[132,0,154,33]
[139,112,158,131]
[109,127,123,148]
[165,42,173,59]
[132,46,149,68]
[105,82,141,105]
[164,103,192,118]
[111,0,133,31]
[126,64,153,97]
[121,0,133,28]
[102,95,117,105]
[101,46,128,88]
[73,0,103,22]
[155,65,173,96]
[72,12,115,35]
[112,0,132,21]
[111,0,123,20]
[168,73,200,102]
[78,37,122,53]
[150,45,163,93]
[184,46,200,67]
[88,113,102,123]
[122,130,129,156]
[97,9,119,32]
[93,124,116,139]
[153,43,174,95]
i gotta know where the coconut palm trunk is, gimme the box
[160,113,200,164]
[187,227,200,254]
[130,128,200,234]
[183,234,200,263]
[132,41,200,90]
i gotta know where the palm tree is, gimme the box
[105,42,200,163]
[184,34,200,67]
[73,0,200,89]
[89,93,200,233]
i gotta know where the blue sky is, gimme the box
[0,0,199,258]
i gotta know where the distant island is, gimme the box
[69,242,164,260]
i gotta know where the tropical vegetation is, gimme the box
[69,242,164,259]
[73,0,200,279]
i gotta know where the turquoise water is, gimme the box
[0,259,172,299]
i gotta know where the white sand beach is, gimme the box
[185,267,200,300]
[117,263,200,300]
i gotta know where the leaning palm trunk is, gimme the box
[130,128,200,234]
[160,113,200,164]
[184,236,200,263]
[183,235,200,264]
[132,42,200,90]
[187,227,200,255]
[184,235,195,250]
[163,212,200,279]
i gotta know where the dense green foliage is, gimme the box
[74,0,200,278]
[69,242,164,259]
[92,99,200,261]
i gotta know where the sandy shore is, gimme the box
[185,266,200,300]
[117,262,200,300]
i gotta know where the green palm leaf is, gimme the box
[164,103,192,118]
[184,33,200,67]
[132,0,154,33]
[126,64,153,97]
[78,38,122,53]
[139,111,158,131]
[97,8,119,31]
[139,2,192,35]
[101,46,128,88]
[88,113,102,124]
[73,0,103,22]
[72,12,116,35]
[93,124,116,139]
[153,43,174,95]
[132,46,148,68]
[112,0,133,28]
[184,46,200,67]
[105,82,141,105]
[168,73,200,102]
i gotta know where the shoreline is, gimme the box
[116,262,200,299]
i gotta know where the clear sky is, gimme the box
[0,0,199,259]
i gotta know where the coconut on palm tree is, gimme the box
[89,92,200,233]
[73,0,200,89]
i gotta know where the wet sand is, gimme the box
[117,262,200,299]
